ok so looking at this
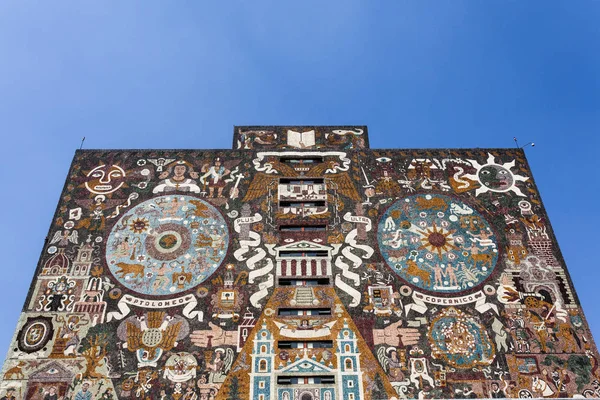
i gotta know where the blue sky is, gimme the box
[0,2,598,362]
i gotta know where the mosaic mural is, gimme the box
[1,126,599,399]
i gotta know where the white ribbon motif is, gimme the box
[107,294,204,322]
[233,213,273,308]
[332,212,374,307]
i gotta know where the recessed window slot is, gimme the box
[280,157,324,165]
[279,201,326,208]
[279,178,325,185]
[279,250,329,258]
[278,308,331,316]
[278,278,330,286]
[279,225,327,232]
[278,340,333,349]
[277,375,335,385]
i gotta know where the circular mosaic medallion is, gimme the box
[378,194,498,293]
[145,223,190,260]
[106,195,229,296]
[17,316,54,353]
[428,307,494,368]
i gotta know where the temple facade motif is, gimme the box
[1,126,599,399]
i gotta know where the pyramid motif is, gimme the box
[218,286,398,400]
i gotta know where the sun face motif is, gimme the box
[130,218,149,234]
[464,153,529,196]
[416,223,458,259]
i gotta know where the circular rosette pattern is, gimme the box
[428,307,495,368]
[106,195,229,296]
[378,193,498,293]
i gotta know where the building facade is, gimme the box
[1,126,599,399]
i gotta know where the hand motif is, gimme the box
[373,319,420,347]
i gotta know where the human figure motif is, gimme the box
[153,161,200,194]
[152,263,170,292]
[428,263,444,287]
[209,228,226,256]
[51,230,79,246]
[541,304,559,342]
[46,278,70,312]
[77,196,108,231]
[0,388,16,400]
[114,237,131,257]
[551,367,570,397]
[60,315,82,356]
[207,350,224,374]
[508,309,531,352]
[374,159,400,197]
[298,319,312,330]
[43,386,59,400]
[182,386,197,400]
[159,197,182,218]
[445,263,458,287]
[200,158,230,198]
[468,229,496,249]
[386,348,404,380]
[75,382,93,400]
[489,382,506,398]
[491,316,509,352]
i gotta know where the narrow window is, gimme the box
[345,358,353,371]
[279,224,326,232]
[278,278,330,286]
[278,308,331,316]
[278,340,333,349]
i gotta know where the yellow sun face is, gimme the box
[417,222,458,259]
[464,153,529,196]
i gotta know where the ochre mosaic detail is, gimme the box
[1,126,599,399]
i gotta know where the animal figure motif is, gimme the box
[386,247,409,261]
[4,361,26,380]
[404,260,431,287]
[172,266,193,289]
[450,202,473,215]
[557,323,580,353]
[115,262,145,279]
[531,376,555,398]
[470,253,494,269]
[415,197,448,211]
[452,166,471,189]
[186,200,213,219]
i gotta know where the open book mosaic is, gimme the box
[1,126,599,399]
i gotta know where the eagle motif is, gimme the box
[123,311,184,367]
[243,158,360,202]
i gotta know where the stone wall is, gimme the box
[0,126,598,399]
